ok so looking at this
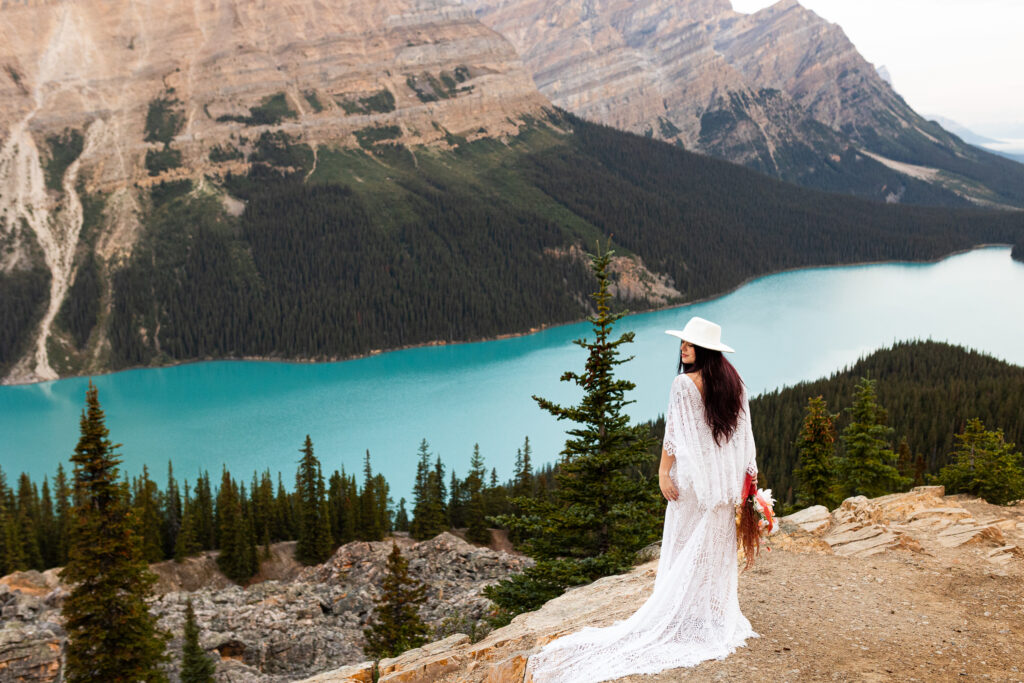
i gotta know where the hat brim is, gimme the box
[665,329,735,353]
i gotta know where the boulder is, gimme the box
[780,505,831,534]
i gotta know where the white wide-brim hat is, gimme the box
[665,316,735,353]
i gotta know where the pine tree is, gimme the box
[273,472,295,541]
[193,471,216,550]
[0,467,27,574]
[465,445,490,544]
[373,473,392,538]
[448,471,466,529]
[294,435,332,564]
[394,498,410,532]
[38,478,57,568]
[363,542,430,660]
[163,461,182,559]
[937,418,1024,505]
[175,481,201,561]
[134,466,165,563]
[838,378,910,498]
[180,598,216,683]
[431,456,448,530]
[409,440,447,540]
[359,451,382,541]
[409,440,431,540]
[512,437,534,499]
[16,474,43,570]
[486,245,659,617]
[61,382,168,682]
[54,464,72,565]
[215,469,257,583]
[793,396,839,509]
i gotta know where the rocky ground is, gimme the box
[2,487,1021,682]
[301,486,1024,683]
[0,533,530,682]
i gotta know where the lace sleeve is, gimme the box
[662,377,685,459]
[741,391,757,478]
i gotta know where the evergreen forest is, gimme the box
[744,340,1024,506]
[10,112,1024,378]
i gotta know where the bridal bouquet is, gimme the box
[737,472,776,567]
[739,471,777,535]
[749,487,777,535]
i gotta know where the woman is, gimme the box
[525,316,760,683]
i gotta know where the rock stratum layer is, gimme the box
[0,0,548,383]
[468,0,1024,208]
[302,486,1024,682]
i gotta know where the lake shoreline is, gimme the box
[3,243,1014,388]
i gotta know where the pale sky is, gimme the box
[729,0,1024,140]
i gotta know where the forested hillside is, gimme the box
[748,341,1024,504]
[29,114,1024,376]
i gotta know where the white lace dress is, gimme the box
[525,373,759,683]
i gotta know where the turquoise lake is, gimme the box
[2,247,1022,500]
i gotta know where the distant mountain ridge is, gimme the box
[466,0,1024,208]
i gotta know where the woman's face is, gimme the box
[680,341,697,366]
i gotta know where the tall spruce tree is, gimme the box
[838,378,910,498]
[180,598,216,683]
[465,445,490,544]
[937,418,1024,505]
[61,382,168,682]
[215,469,257,583]
[409,440,446,540]
[38,478,57,568]
[16,474,43,570]
[793,396,839,509]
[294,436,332,564]
[163,462,182,559]
[486,246,659,617]
[362,542,430,659]
[358,451,382,541]
[0,467,27,574]
[394,498,410,533]
[134,466,165,563]
[53,464,72,565]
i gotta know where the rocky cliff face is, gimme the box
[467,0,1024,208]
[0,0,549,384]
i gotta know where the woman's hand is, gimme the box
[659,471,678,501]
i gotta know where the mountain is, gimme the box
[466,0,1024,208]
[0,0,548,382]
[1,0,1023,385]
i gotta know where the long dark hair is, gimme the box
[679,343,744,445]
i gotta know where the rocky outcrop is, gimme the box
[0,533,529,682]
[302,487,1024,682]
[467,0,1024,208]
